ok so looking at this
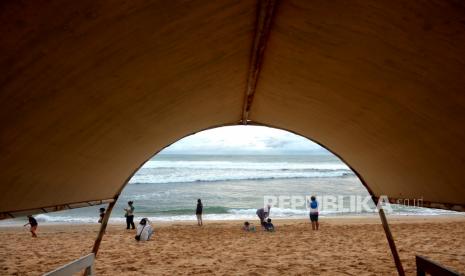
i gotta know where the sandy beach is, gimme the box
[0,216,464,275]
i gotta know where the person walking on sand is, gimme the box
[124,201,135,230]
[256,204,271,227]
[309,196,319,230]
[24,215,38,237]
[196,199,203,226]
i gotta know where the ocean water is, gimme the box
[1,154,460,225]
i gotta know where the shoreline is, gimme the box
[1,213,464,228]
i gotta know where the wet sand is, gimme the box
[0,216,464,275]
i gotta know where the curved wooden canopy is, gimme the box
[1,0,465,217]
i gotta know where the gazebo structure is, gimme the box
[1,0,464,275]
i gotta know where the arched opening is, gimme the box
[117,125,371,222]
[111,124,456,223]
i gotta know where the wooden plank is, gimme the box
[378,206,405,276]
[43,253,94,276]
[416,255,462,276]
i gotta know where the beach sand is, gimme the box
[0,216,464,275]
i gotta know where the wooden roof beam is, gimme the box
[241,0,278,124]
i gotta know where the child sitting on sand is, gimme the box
[243,221,256,232]
[264,218,274,232]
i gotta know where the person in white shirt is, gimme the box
[135,218,153,241]
[124,201,135,230]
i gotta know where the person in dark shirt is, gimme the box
[24,215,38,237]
[98,207,106,223]
[196,199,203,226]
[256,205,271,227]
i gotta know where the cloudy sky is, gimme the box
[160,125,329,155]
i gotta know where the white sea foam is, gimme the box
[141,160,350,170]
[1,206,459,226]
[130,159,353,184]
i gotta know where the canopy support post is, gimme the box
[377,205,405,276]
[91,199,116,256]
[84,198,117,275]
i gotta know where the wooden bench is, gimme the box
[43,253,95,276]
[416,255,462,276]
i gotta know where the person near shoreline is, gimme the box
[135,218,153,241]
[309,196,319,230]
[124,201,135,230]
[98,207,106,223]
[256,204,271,227]
[196,199,203,226]
[24,215,38,237]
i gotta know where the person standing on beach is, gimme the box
[309,196,319,230]
[98,207,106,223]
[124,201,135,230]
[256,204,271,227]
[196,199,203,226]
[24,215,38,237]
